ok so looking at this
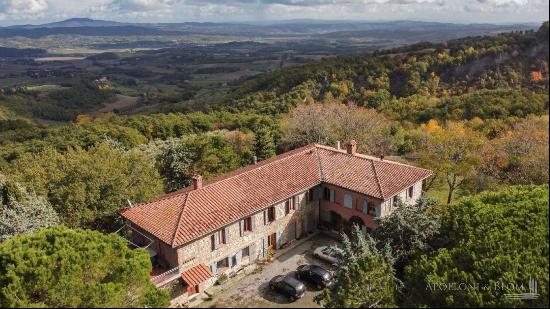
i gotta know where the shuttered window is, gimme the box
[268,206,276,222]
[362,200,369,214]
[323,187,330,200]
[344,194,353,209]
[308,188,314,202]
[239,218,252,237]
[211,229,226,251]
[243,217,252,232]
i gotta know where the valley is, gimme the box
[0,15,548,308]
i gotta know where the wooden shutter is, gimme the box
[263,210,267,225]
[250,215,255,231]
[250,242,257,262]
[276,231,282,249]
[236,250,242,266]
[212,233,219,251]
[261,238,267,257]
[363,200,369,214]
[224,227,229,244]
[239,220,244,237]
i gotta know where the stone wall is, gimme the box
[175,187,320,279]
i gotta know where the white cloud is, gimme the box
[0,0,547,24]
[477,0,528,7]
[111,0,175,11]
[0,0,48,20]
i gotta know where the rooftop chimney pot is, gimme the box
[253,155,258,164]
[336,141,341,150]
[346,140,357,155]
[192,174,203,190]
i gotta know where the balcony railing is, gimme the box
[151,265,182,286]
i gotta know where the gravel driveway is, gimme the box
[197,233,338,308]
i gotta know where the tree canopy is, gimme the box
[319,226,399,308]
[0,226,169,308]
[0,173,59,241]
[404,185,549,308]
[373,197,440,265]
[8,143,164,230]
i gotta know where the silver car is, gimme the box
[312,246,342,264]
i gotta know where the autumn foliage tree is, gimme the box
[281,101,395,155]
[417,120,484,203]
[481,115,549,187]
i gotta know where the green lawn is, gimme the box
[425,180,450,205]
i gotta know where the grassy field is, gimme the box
[425,181,450,205]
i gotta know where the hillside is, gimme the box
[222,22,549,116]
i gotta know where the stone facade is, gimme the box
[176,188,320,276]
[134,179,424,303]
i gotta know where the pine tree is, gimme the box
[318,226,399,308]
[0,226,170,308]
[253,126,276,161]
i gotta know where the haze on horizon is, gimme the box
[0,0,548,27]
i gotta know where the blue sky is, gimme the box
[0,0,548,26]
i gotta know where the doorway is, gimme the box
[187,284,199,295]
[330,211,342,231]
[267,233,277,251]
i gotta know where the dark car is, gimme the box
[269,274,306,301]
[296,264,333,290]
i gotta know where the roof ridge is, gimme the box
[371,159,384,200]
[314,147,325,181]
[315,143,431,172]
[196,144,317,190]
[171,192,190,246]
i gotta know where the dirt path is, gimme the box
[96,94,138,114]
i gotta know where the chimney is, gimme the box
[192,174,203,190]
[253,155,258,164]
[336,141,341,150]
[346,140,357,155]
[380,155,384,161]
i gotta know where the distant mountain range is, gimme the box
[7,18,127,29]
[0,18,539,39]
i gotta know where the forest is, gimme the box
[0,22,548,307]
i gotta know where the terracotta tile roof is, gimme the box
[120,143,432,247]
[181,263,213,286]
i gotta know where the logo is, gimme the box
[504,278,540,300]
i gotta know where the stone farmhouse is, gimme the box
[119,141,432,303]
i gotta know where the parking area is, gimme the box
[197,233,338,308]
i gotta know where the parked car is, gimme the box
[296,264,333,289]
[313,246,342,264]
[269,274,306,301]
